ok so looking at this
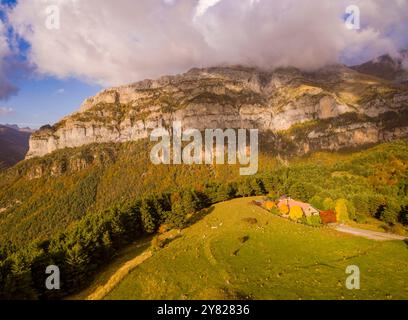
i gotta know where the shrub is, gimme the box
[335,199,349,222]
[399,205,408,226]
[382,199,401,225]
[264,201,276,211]
[271,207,280,216]
[158,224,170,234]
[238,236,249,243]
[323,198,335,211]
[266,191,279,201]
[346,200,357,221]
[320,210,337,224]
[354,213,367,224]
[289,206,304,221]
[151,236,164,251]
[278,203,289,215]
[306,215,322,227]
[309,195,324,211]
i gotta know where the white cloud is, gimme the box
[6,0,408,87]
[195,0,222,18]
[0,107,14,116]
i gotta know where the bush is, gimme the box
[289,206,304,221]
[399,205,408,226]
[322,198,335,211]
[238,236,249,243]
[264,201,276,211]
[306,215,322,227]
[335,199,349,222]
[271,207,280,216]
[309,195,324,211]
[354,213,367,224]
[346,200,357,221]
[382,200,401,225]
[151,236,164,251]
[278,203,289,215]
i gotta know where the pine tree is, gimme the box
[65,243,91,291]
[140,199,157,233]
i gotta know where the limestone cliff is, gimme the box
[26,65,408,159]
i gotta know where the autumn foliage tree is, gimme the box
[289,206,304,221]
[335,199,349,223]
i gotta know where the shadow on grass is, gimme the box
[404,239,408,249]
[186,206,215,227]
[160,234,183,248]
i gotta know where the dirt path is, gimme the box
[85,230,182,300]
[86,250,152,300]
[334,225,407,241]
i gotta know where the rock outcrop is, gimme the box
[26,65,408,159]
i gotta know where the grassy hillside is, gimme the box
[105,197,408,300]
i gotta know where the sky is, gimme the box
[0,0,407,128]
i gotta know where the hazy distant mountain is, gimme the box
[3,124,35,133]
[0,124,32,169]
[351,51,408,83]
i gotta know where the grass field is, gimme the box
[92,197,408,300]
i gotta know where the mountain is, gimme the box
[26,64,408,159]
[0,63,406,245]
[0,124,32,169]
[1,63,408,300]
[351,51,408,83]
[3,124,35,133]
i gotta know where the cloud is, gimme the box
[0,107,14,116]
[6,0,408,87]
[0,19,19,100]
[194,0,222,18]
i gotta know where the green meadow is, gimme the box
[105,197,408,300]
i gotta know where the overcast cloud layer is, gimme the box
[3,0,408,87]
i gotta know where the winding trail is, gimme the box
[86,245,152,300]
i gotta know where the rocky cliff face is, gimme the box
[26,65,408,159]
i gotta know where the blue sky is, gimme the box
[0,70,101,130]
[0,0,407,129]
[2,77,100,128]
[0,0,101,128]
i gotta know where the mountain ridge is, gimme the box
[0,124,31,169]
[26,64,408,159]
[351,51,408,83]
